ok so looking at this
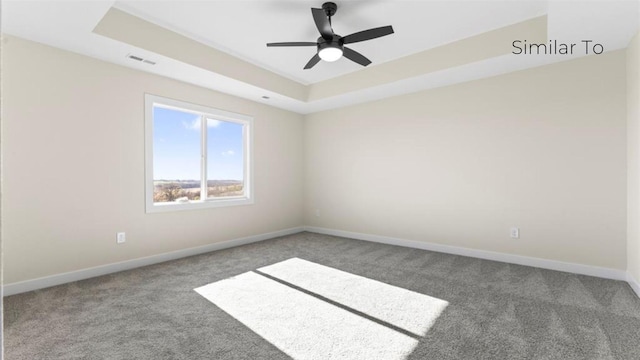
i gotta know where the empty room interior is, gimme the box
[2,0,640,359]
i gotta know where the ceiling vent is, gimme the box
[127,54,156,65]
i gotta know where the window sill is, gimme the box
[146,197,254,213]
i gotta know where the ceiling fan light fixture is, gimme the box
[319,46,343,62]
[266,2,394,69]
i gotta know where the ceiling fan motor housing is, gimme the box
[318,35,344,52]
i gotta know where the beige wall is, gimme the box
[305,51,628,270]
[1,36,304,284]
[2,34,633,285]
[628,31,640,283]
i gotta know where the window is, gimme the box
[145,94,253,212]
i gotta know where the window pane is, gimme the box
[153,107,201,203]
[207,118,244,197]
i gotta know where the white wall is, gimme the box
[305,51,628,270]
[628,31,640,285]
[1,36,304,284]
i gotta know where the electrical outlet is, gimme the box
[116,232,126,244]
[510,227,520,239]
[315,209,321,217]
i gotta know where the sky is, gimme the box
[153,106,244,181]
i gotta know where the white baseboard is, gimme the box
[3,227,305,296]
[628,273,640,298]
[5,225,637,299]
[304,226,628,281]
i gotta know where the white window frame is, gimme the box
[145,94,254,213]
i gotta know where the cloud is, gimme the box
[182,116,200,130]
[221,150,235,156]
[207,119,221,128]
[182,116,221,130]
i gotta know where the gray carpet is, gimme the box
[4,232,640,359]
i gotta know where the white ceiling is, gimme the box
[114,0,549,84]
[2,0,639,113]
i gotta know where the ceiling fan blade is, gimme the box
[343,47,372,67]
[312,8,333,40]
[303,53,321,69]
[267,42,317,47]
[343,25,394,44]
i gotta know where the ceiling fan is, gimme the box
[266,2,394,69]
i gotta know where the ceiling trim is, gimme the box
[94,7,309,102]
[308,15,547,101]
[94,8,547,106]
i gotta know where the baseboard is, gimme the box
[5,225,635,298]
[3,226,305,296]
[628,272,640,298]
[304,226,628,281]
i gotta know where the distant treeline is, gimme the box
[154,179,242,189]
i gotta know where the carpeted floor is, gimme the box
[4,232,640,359]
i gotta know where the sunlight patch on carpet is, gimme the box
[195,271,418,360]
[258,258,449,336]
[195,258,449,360]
